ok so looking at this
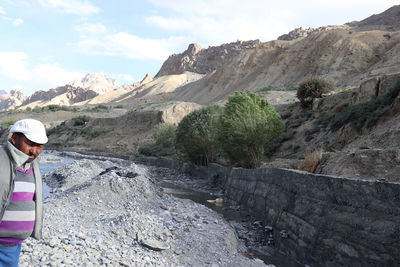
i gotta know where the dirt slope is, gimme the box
[167,29,400,105]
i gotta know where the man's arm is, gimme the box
[0,146,12,220]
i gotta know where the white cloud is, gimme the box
[146,0,400,45]
[0,6,6,15]
[12,18,24,26]
[145,0,299,44]
[74,23,107,35]
[73,32,187,61]
[0,52,32,81]
[38,0,100,16]
[33,63,83,87]
[119,74,135,83]
[0,52,85,94]
[111,73,135,84]
[145,16,194,31]
[105,32,185,60]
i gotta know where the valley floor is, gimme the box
[19,152,266,267]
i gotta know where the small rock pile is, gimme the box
[20,158,265,266]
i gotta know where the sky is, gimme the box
[0,0,398,96]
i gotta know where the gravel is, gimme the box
[20,156,267,266]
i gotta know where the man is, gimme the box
[0,119,48,267]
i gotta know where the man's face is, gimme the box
[11,133,44,162]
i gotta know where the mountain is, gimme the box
[2,5,400,113]
[79,72,204,109]
[52,5,400,108]
[68,72,120,94]
[0,90,25,110]
[22,85,98,108]
[165,29,399,105]
[19,72,119,109]
[0,90,7,95]
[348,5,400,31]
[1,5,400,184]
[156,40,261,77]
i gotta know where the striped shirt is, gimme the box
[0,167,36,245]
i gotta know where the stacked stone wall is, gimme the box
[134,157,400,266]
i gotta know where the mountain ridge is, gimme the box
[0,72,121,110]
[1,5,400,111]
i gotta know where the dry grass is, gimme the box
[299,148,324,173]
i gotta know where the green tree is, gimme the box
[176,105,223,165]
[139,123,176,157]
[153,123,176,148]
[218,91,284,168]
[296,77,333,108]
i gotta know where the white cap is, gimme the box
[10,119,48,144]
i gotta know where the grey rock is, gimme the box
[141,239,170,251]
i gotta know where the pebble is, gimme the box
[142,239,170,251]
[19,155,265,267]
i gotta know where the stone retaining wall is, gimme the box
[134,157,400,267]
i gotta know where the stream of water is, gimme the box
[39,152,76,198]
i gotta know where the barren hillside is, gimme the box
[166,29,400,105]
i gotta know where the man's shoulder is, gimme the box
[0,145,11,179]
[0,144,7,155]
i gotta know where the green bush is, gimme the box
[138,123,176,157]
[218,91,284,168]
[45,104,72,112]
[88,127,110,138]
[1,119,17,126]
[73,115,90,126]
[153,123,175,148]
[32,106,42,113]
[296,77,333,108]
[86,104,109,112]
[176,105,223,165]
[330,79,400,132]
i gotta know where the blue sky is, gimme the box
[0,0,398,96]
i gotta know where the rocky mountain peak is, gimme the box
[155,40,261,77]
[278,27,317,41]
[0,90,25,110]
[140,73,153,84]
[68,72,120,94]
[278,25,350,41]
[9,90,25,98]
[186,43,203,55]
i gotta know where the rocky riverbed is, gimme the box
[19,153,267,266]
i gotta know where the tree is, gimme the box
[153,123,175,148]
[138,123,176,157]
[218,91,284,168]
[176,105,223,165]
[296,77,333,108]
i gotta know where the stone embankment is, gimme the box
[20,154,265,266]
[135,157,400,267]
